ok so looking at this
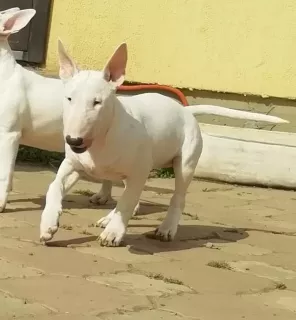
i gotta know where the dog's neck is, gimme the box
[0,37,17,79]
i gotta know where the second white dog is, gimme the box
[0,7,112,212]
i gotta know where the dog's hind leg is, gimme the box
[91,180,140,213]
[90,180,113,205]
[155,126,203,241]
[96,180,140,229]
[0,131,20,212]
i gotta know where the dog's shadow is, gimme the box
[130,224,249,254]
[7,177,173,215]
[7,194,169,215]
[45,223,249,254]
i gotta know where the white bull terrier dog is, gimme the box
[0,7,110,212]
[39,40,288,246]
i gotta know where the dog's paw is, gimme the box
[154,228,176,242]
[89,192,111,205]
[0,202,5,213]
[154,217,178,242]
[98,213,126,247]
[40,225,59,243]
[96,209,115,228]
[40,207,61,243]
[0,192,9,213]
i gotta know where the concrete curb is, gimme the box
[195,123,296,189]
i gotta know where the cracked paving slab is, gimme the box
[158,293,296,320]
[259,290,296,313]
[0,275,150,315]
[87,272,193,296]
[229,261,296,281]
[0,291,51,319]
[103,309,200,320]
[0,258,43,279]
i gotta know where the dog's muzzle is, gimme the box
[65,135,89,154]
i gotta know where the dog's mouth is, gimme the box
[69,138,92,154]
[70,146,88,154]
[66,136,92,154]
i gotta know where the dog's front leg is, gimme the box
[0,131,21,212]
[40,158,78,242]
[99,172,148,247]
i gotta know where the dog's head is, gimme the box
[0,8,36,38]
[57,40,127,154]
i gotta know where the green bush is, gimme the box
[153,167,175,178]
[16,146,175,178]
[17,146,64,168]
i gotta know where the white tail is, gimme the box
[186,105,288,124]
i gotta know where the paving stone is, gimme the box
[0,291,50,320]
[0,275,150,315]
[158,293,296,320]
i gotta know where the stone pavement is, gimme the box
[1,164,296,319]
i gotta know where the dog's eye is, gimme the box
[67,97,72,102]
[93,99,101,106]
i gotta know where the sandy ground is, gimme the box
[1,164,296,319]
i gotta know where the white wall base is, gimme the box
[195,124,296,189]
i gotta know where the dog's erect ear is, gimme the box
[58,39,79,81]
[103,43,127,87]
[0,7,20,15]
[0,9,35,37]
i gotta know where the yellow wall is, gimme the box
[45,0,296,99]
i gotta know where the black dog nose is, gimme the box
[65,135,83,146]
